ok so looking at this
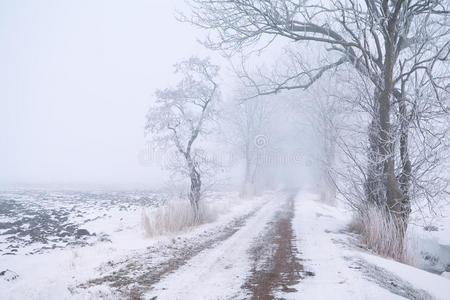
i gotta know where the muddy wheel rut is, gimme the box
[242,194,314,299]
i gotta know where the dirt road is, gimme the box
[76,191,441,300]
[146,192,305,300]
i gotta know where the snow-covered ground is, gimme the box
[408,198,450,277]
[0,189,270,299]
[289,191,450,300]
[0,189,162,299]
[1,189,450,299]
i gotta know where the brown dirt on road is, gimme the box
[76,208,260,300]
[243,194,314,299]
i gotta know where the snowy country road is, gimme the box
[143,191,450,300]
[2,190,450,299]
[146,191,307,300]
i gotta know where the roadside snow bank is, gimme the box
[408,198,450,276]
[290,191,449,300]
[290,191,402,299]
[360,252,450,300]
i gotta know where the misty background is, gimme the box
[0,0,317,189]
[0,0,218,188]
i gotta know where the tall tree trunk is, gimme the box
[381,39,404,210]
[365,90,385,207]
[379,26,408,250]
[187,158,202,222]
[241,144,255,197]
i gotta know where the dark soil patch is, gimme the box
[0,190,165,255]
[243,194,313,299]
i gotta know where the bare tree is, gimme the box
[221,91,272,197]
[330,69,449,259]
[184,0,450,254]
[306,93,341,203]
[145,57,220,221]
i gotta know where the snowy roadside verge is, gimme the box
[289,191,450,300]
[359,252,450,300]
[407,196,450,277]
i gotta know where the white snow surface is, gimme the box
[2,189,450,299]
[408,195,450,276]
[361,253,450,300]
[284,191,403,300]
[288,191,450,300]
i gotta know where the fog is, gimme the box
[0,0,318,190]
[2,2,449,297]
[0,0,210,188]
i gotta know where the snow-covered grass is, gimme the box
[349,206,411,264]
[141,200,215,237]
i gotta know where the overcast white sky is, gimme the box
[0,0,224,188]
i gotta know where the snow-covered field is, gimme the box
[1,189,450,299]
[0,189,269,299]
[0,189,163,299]
[0,190,166,255]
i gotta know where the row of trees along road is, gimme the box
[178,0,450,258]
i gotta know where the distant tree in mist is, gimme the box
[304,94,340,204]
[221,91,272,197]
[145,57,220,221]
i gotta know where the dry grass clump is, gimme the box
[349,205,413,264]
[141,200,214,237]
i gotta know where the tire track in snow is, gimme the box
[145,193,287,300]
[76,198,269,299]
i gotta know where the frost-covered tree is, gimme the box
[145,57,220,220]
